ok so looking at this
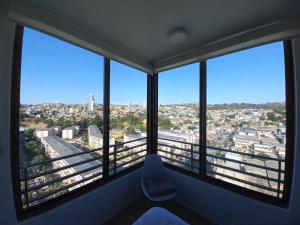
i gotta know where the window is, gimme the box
[157,41,293,204]
[158,63,200,173]
[18,27,104,209]
[109,61,147,174]
[13,26,149,214]
[206,42,287,198]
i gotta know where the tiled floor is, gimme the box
[103,197,216,225]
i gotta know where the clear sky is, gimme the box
[21,27,285,105]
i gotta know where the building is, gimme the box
[88,125,103,149]
[62,125,80,140]
[233,135,260,149]
[52,126,62,136]
[88,93,95,111]
[35,128,54,139]
[254,143,273,155]
[41,136,102,190]
[124,133,147,153]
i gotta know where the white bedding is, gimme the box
[132,207,190,225]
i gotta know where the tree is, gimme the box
[239,121,249,128]
[188,126,196,130]
[125,127,136,135]
[92,115,103,128]
[31,154,45,171]
[31,154,44,163]
[267,112,278,122]
[25,141,38,151]
[46,119,55,128]
[25,141,40,158]
[24,128,35,139]
[80,118,89,129]
[158,117,172,130]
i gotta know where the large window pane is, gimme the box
[206,42,286,197]
[109,61,147,174]
[19,27,103,208]
[158,63,199,173]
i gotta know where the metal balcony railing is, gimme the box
[20,137,147,209]
[20,136,285,209]
[158,137,285,197]
[157,137,200,173]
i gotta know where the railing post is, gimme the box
[114,145,117,174]
[277,160,282,198]
[24,167,29,208]
[191,144,194,171]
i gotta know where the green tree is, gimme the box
[24,128,35,139]
[31,154,44,163]
[31,154,45,171]
[267,112,278,122]
[80,118,89,129]
[158,117,172,130]
[188,126,196,130]
[25,140,40,158]
[125,127,136,135]
[92,115,103,128]
[46,119,55,128]
[25,141,38,151]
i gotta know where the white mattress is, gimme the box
[132,207,190,225]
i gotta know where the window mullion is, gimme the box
[200,61,207,177]
[102,58,110,178]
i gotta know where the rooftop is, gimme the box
[88,125,103,139]
[42,136,101,177]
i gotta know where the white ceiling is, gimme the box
[9,0,300,73]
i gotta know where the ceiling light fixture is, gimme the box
[168,28,188,43]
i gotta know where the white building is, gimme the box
[254,143,273,155]
[233,135,260,149]
[35,128,54,139]
[88,125,103,149]
[62,125,80,140]
[88,93,95,111]
[124,133,147,154]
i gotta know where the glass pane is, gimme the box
[206,42,286,197]
[158,63,200,173]
[19,27,103,208]
[109,60,147,174]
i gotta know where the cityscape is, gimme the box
[19,90,286,206]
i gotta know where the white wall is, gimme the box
[168,38,300,225]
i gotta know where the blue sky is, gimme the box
[21,27,285,105]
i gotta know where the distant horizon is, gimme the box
[20,101,286,106]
